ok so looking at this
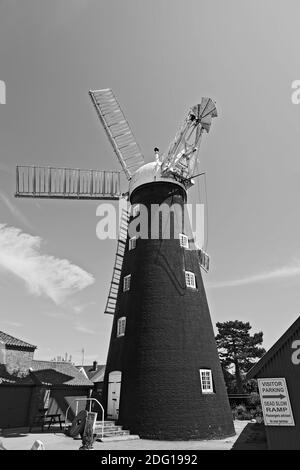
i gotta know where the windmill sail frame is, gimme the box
[15,165,121,200]
[161,98,217,186]
[89,89,145,180]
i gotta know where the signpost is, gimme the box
[258,378,295,426]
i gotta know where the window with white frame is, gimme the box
[117,317,126,337]
[185,271,196,289]
[123,274,131,292]
[132,204,140,218]
[199,369,214,394]
[179,233,189,249]
[129,236,137,251]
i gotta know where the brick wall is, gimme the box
[102,182,235,440]
[4,347,34,377]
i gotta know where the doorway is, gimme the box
[107,370,122,420]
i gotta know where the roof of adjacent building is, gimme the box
[247,315,300,379]
[0,365,19,384]
[19,360,94,387]
[31,361,94,387]
[0,330,36,350]
[77,364,106,383]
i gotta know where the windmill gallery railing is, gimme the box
[15,165,121,200]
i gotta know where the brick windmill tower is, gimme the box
[15,89,234,440]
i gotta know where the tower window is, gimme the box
[185,271,196,289]
[117,317,126,337]
[199,369,214,394]
[123,274,131,292]
[179,233,189,249]
[129,237,137,251]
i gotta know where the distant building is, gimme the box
[0,330,36,381]
[247,316,300,450]
[77,360,105,402]
[77,361,105,393]
[77,361,105,418]
[0,330,93,429]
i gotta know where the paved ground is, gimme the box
[232,422,267,450]
[0,421,251,451]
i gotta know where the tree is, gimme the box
[215,320,265,394]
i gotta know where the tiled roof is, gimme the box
[77,364,106,382]
[0,330,36,350]
[0,377,17,384]
[0,365,19,384]
[0,364,29,383]
[247,315,300,379]
[28,360,94,387]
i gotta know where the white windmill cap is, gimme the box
[129,161,186,197]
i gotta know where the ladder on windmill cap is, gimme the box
[15,165,121,200]
[105,209,130,315]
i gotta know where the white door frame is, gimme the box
[107,370,122,420]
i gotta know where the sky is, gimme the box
[0,0,300,364]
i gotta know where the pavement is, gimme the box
[0,420,252,451]
[232,422,267,450]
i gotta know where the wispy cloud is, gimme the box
[74,325,95,335]
[43,310,67,319]
[0,191,34,229]
[0,224,95,303]
[0,320,22,328]
[207,260,300,288]
[73,301,96,315]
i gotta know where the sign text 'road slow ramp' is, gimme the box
[258,378,295,426]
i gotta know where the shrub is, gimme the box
[232,404,252,420]
[232,399,264,422]
[248,392,261,406]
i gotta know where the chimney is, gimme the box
[92,360,98,371]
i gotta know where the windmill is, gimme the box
[15,88,234,440]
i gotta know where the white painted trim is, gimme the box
[117,317,126,337]
[185,271,196,289]
[179,233,189,249]
[199,369,214,394]
[123,274,131,292]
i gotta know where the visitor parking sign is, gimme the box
[258,378,295,426]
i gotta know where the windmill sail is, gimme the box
[89,89,145,180]
[15,165,121,200]
[161,98,217,185]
